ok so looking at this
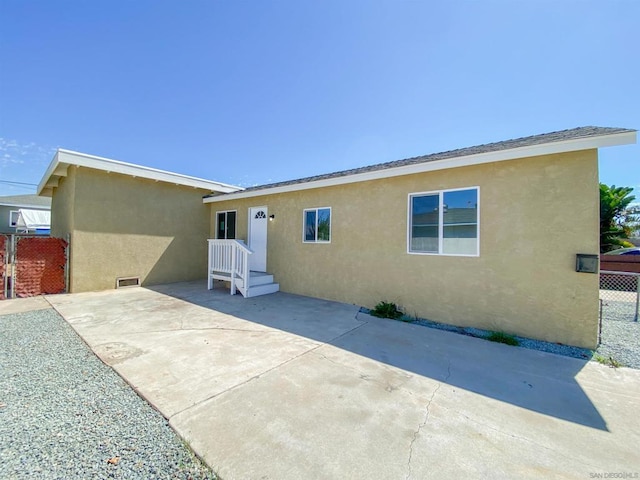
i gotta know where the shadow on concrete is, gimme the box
[147,281,608,431]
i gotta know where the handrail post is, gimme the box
[230,244,237,295]
[207,240,213,290]
[243,248,250,297]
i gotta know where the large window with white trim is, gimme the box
[216,210,236,239]
[303,207,331,243]
[408,187,479,256]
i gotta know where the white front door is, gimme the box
[248,206,268,272]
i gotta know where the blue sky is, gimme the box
[1,1,638,198]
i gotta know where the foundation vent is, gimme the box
[116,276,140,289]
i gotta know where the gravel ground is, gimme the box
[0,308,216,480]
[597,300,640,369]
[361,305,640,370]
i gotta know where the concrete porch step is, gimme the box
[235,271,275,289]
[240,282,280,298]
[210,270,279,298]
[237,271,279,297]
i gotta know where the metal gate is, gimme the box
[599,270,639,323]
[1,234,69,299]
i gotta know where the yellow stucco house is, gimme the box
[38,126,636,349]
[37,150,242,292]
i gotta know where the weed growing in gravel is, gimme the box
[486,331,519,346]
[593,354,622,368]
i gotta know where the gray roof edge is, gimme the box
[205,126,635,198]
[0,194,52,208]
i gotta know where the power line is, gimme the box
[0,180,38,186]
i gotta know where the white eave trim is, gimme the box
[37,149,243,196]
[204,130,637,203]
[0,202,51,209]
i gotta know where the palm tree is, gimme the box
[600,184,637,253]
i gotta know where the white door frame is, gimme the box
[248,206,268,272]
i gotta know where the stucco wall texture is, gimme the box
[51,166,212,293]
[210,150,600,349]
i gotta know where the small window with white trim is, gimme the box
[9,210,19,227]
[216,210,236,239]
[408,187,479,256]
[303,207,331,243]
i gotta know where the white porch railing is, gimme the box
[207,239,253,296]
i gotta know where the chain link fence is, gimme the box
[599,270,639,323]
[0,235,6,300]
[1,234,69,299]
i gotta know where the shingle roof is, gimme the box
[210,126,634,197]
[0,194,51,208]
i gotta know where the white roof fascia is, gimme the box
[37,150,62,196]
[204,130,637,203]
[0,202,50,209]
[37,149,243,196]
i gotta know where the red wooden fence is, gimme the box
[600,255,640,274]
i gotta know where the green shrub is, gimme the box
[486,331,519,346]
[371,301,403,319]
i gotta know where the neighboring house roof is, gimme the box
[204,126,637,203]
[37,149,244,197]
[15,209,51,230]
[0,194,52,209]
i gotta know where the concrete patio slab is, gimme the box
[0,295,50,315]
[44,281,640,479]
[173,345,436,479]
[92,327,322,418]
[47,285,364,419]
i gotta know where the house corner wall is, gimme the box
[51,166,76,239]
[51,166,77,290]
[60,167,211,292]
